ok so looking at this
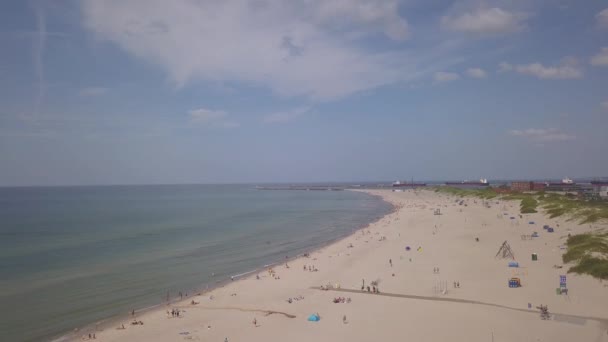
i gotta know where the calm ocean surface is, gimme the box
[0,185,392,342]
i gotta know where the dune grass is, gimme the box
[563,233,608,280]
[435,186,608,224]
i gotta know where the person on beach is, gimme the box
[389,259,392,267]
[253,318,257,326]
[343,315,347,324]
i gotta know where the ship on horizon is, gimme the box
[392,180,426,187]
[445,178,489,186]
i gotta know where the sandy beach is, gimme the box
[69,189,608,342]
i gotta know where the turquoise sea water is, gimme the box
[0,185,392,342]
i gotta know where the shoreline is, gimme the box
[56,190,397,341]
[62,189,608,342]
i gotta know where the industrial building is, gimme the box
[511,181,532,192]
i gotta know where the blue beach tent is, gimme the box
[308,314,320,322]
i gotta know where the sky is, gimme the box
[0,0,607,186]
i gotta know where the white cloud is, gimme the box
[79,87,107,96]
[508,128,575,142]
[597,8,608,29]
[441,7,526,34]
[263,107,311,124]
[189,108,227,124]
[188,108,240,128]
[466,67,486,78]
[81,0,411,101]
[498,62,512,72]
[591,47,608,66]
[434,71,460,83]
[499,59,583,79]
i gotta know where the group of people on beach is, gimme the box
[332,296,351,303]
[169,308,181,317]
[303,264,318,272]
[267,267,281,279]
[286,295,304,303]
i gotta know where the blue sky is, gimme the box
[0,0,607,186]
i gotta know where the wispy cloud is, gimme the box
[79,87,108,96]
[434,71,460,83]
[466,67,487,78]
[591,47,608,66]
[80,0,453,101]
[263,107,311,124]
[441,7,527,35]
[508,128,575,142]
[597,8,608,29]
[499,58,583,79]
[188,108,239,128]
[189,108,227,124]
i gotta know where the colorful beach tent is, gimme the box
[308,314,320,322]
[508,261,519,267]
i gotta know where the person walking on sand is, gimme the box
[389,259,392,267]
[253,318,257,326]
[343,315,347,324]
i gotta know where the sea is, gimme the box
[0,184,393,342]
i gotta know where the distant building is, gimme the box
[591,182,608,199]
[545,183,580,192]
[511,181,532,192]
[532,183,547,191]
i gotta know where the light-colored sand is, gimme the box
[70,190,608,342]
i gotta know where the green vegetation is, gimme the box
[434,186,608,224]
[562,233,608,280]
[433,186,497,199]
[520,197,538,214]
